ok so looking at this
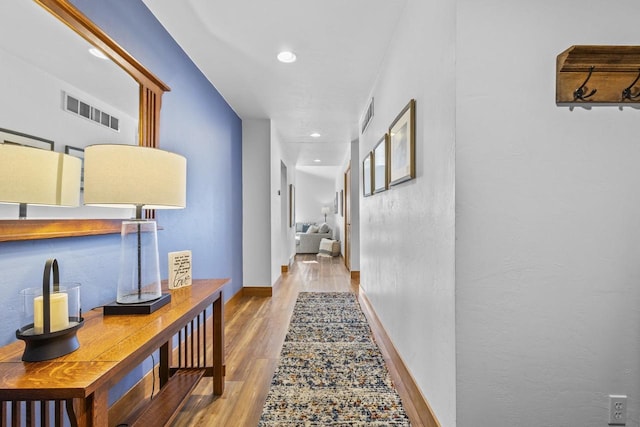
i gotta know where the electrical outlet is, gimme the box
[609,395,627,425]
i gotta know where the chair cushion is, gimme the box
[307,225,319,233]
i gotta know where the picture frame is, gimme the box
[334,192,338,214]
[0,127,54,151]
[389,99,416,186]
[65,145,85,190]
[289,184,295,227]
[362,152,373,197]
[340,189,344,216]
[373,134,389,193]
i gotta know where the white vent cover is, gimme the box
[361,97,374,134]
[63,92,120,132]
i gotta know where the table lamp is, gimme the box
[321,206,331,222]
[83,144,186,315]
[0,144,81,218]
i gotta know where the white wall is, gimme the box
[242,119,271,287]
[270,124,297,282]
[456,1,640,426]
[295,166,338,230]
[348,138,361,271]
[358,0,456,425]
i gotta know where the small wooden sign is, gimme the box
[168,250,192,289]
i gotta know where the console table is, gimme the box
[0,278,228,427]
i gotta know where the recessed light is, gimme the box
[310,133,321,138]
[313,159,321,163]
[89,47,108,60]
[277,51,297,63]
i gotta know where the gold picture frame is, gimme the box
[373,134,389,193]
[389,99,416,186]
[363,152,373,197]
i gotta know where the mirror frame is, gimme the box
[0,0,170,242]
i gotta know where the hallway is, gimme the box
[172,255,429,426]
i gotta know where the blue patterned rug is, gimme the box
[258,292,411,426]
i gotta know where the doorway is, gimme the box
[344,166,351,270]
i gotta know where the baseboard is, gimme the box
[243,286,273,297]
[357,290,441,427]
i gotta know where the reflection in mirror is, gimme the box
[0,0,138,220]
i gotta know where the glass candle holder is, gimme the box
[16,259,84,361]
[19,284,82,335]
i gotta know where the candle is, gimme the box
[33,293,69,334]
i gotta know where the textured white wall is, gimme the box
[359,0,456,425]
[456,0,640,426]
[242,119,272,287]
[270,124,297,283]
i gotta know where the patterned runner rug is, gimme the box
[258,292,411,426]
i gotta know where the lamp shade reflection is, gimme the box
[0,144,81,217]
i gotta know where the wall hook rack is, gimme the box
[621,69,640,100]
[573,66,597,101]
[556,45,640,104]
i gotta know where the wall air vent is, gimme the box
[361,97,374,134]
[63,92,120,132]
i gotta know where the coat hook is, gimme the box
[621,69,640,100]
[573,66,597,101]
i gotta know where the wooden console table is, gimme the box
[0,278,228,426]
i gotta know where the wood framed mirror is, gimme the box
[0,0,170,242]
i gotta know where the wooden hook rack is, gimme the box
[556,45,640,104]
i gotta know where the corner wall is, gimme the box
[456,0,640,425]
[243,119,271,287]
[270,125,296,282]
[358,0,456,425]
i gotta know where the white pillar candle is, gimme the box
[33,293,69,334]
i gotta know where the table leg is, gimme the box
[72,387,108,427]
[212,293,225,395]
[159,341,170,388]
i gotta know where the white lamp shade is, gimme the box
[83,144,186,209]
[321,206,332,215]
[0,144,81,207]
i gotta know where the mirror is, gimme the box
[0,0,169,241]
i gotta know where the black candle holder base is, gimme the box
[16,318,84,362]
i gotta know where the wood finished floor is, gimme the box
[172,254,427,426]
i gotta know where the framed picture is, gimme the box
[289,184,295,227]
[340,189,344,216]
[65,145,85,190]
[389,99,416,186]
[363,152,372,197]
[373,134,389,193]
[0,127,54,151]
[334,192,338,214]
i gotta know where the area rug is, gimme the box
[258,292,411,426]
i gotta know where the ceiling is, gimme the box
[141,0,408,167]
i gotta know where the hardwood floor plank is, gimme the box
[171,254,434,426]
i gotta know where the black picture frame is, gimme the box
[0,127,54,151]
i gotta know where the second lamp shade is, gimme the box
[83,144,186,210]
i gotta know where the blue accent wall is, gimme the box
[0,0,242,353]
